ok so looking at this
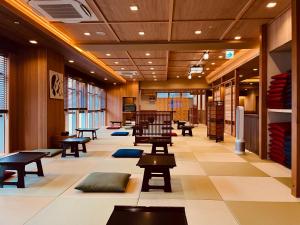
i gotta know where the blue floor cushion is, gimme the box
[112,149,143,158]
[111,131,129,136]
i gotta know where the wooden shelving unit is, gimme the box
[207,101,224,142]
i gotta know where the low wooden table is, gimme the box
[76,128,99,140]
[177,121,186,129]
[182,126,194,136]
[61,137,90,158]
[106,206,188,225]
[137,154,176,192]
[110,121,122,127]
[0,152,47,188]
[150,138,169,154]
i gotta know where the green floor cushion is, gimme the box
[75,172,131,192]
[111,131,129,136]
[112,149,143,158]
[32,149,63,157]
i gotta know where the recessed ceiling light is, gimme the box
[206,68,210,71]
[150,67,154,70]
[253,68,258,71]
[29,40,38,44]
[198,75,202,78]
[96,31,106,36]
[176,75,180,78]
[130,5,139,11]
[14,21,20,24]
[154,79,157,81]
[152,72,156,75]
[218,55,223,59]
[250,82,253,85]
[202,72,205,74]
[133,78,136,81]
[266,2,277,8]
[113,82,117,85]
[145,53,151,56]
[138,31,145,36]
[211,62,215,65]
[104,78,108,81]
[106,53,111,56]
[234,36,242,40]
[245,89,248,91]
[68,60,74,63]
[148,61,152,64]
[90,71,95,74]
[194,30,202,35]
[114,61,119,64]
[83,32,91,36]
[239,74,243,78]
[121,67,125,70]
[153,75,157,78]
[203,52,209,60]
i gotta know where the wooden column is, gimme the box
[234,69,240,107]
[259,24,268,159]
[291,0,300,197]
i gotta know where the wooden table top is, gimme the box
[137,154,176,168]
[75,128,99,131]
[61,137,90,144]
[0,152,47,165]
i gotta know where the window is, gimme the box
[169,92,181,98]
[182,92,193,98]
[157,92,169,98]
[0,55,8,153]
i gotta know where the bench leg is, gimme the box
[74,144,80,157]
[61,144,67,158]
[0,167,5,188]
[141,169,150,192]
[164,145,168,154]
[163,169,172,192]
[151,144,156,154]
[36,160,44,176]
[82,143,87,153]
[17,167,25,188]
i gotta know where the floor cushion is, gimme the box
[111,131,129,136]
[112,149,143,158]
[75,172,131,192]
[107,126,121,129]
[32,149,63,157]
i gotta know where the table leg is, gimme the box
[163,169,172,192]
[141,169,150,192]
[36,160,44,176]
[182,129,185,136]
[164,144,168,154]
[189,129,193,136]
[82,143,87,153]
[0,167,5,188]
[17,166,25,188]
[75,144,80,157]
[61,143,67,158]
[151,144,156,154]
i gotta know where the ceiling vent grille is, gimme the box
[118,71,138,77]
[28,0,97,23]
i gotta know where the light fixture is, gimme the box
[211,62,215,65]
[83,32,91,36]
[150,67,154,70]
[96,31,106,36]
[266,2,277,8]
[245,89,248,91]
[130,5,139,11]
[106,53,111,56]
[121,67,125,70]
[145,53,151,56]
[253,68,258,71]
[133,78,136,81]
[206,68,210,71]
[203,52,209,60]
[234,36,242,40]
[218,55,223,59]
[153,75,157,78]
[198,75,202,78]
[154,78,157,81]
[202,72,205,74]
[250,82,253,85]
[29,40,38,44]
[113,82,117,85]
[176,75,180,78]
[194,30,202,35]
[90,71,95,74]
[139,31,145,36]
[152,72,156,75]
[104,78,108,81]
[188,74,192,80]
[148,61,152,64]
[190,65,203,74]
[239,74,244,78]
[14,21,20,24]
[114,61,119,64]
[68,60,74,63]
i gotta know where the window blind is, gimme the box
[0,55,8,113]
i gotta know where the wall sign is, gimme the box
[225,50,235,59]
[49,70,64,99]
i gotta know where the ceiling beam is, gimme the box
[79,39,259,51]
[166,0,174,80]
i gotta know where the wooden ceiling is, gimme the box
[19,0,290,81]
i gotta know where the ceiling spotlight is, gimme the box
[152,72,156,75]
[239,74,244,78]
[253,68,258,71]
[139,31,145,36]
[104,78,108,81]
[194,30,202,35]
[121,67,125,70]
[106,53,111,56]
[83,32,91,36]
[96,31,106,36]
[114,61,119,64]
[113,82,117,85]
[206,68,210,71]
[176,75,180,78]
[130,5,139,11]
[218,55,223,59]
[250,82,253,85]
[266,2,277,8]
[202,72,205,74]
[198,75,202,78]
[234,36,242,40]
[29,40,38,44]
[211,62,215,65]
[203,52,209,60]
[133,78,136,81]
[148,61,153,64]
[145,53,151,56]
[153,75,157,78]
[14,21,20,24]
[154,78,157,81]
[245,89,248,91]
[68,60,74,63]
[150,67,154,70]
[188,74,192,80]
[90,71,95,74]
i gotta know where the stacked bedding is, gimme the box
[268,122,291,168]
[267,72,291,109]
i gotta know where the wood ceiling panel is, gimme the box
[168,67,189,72]
[95,0,169,22]
[141,71,167,75]
[173,0,250,20]
[170,52,203,60]
[129,50,167,59]
[91,51,129,58]
[133,58,166,66]
[225,19,270,39]
[53,23,116,43]
[171,21,233,41]
[111,23,168,41]
[110,65,137,71]
[100,58,133,66]
[138,65,166,71]
[168,60,199,67]
[243,0,291,19]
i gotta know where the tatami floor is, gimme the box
[1,125,300,225]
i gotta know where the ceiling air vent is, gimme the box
[27,0,97,23]
[118,71,138,77]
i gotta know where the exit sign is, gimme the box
[225,50,235,59]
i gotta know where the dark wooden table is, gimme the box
[137,154,176,192]
[149,138,170,154]
[61,137,90,157]
[177,121,186,129]
[182,126,194,136]
[106,206,188,225]
[76,128,99,140]
[110,121,122,127]
[0,152,47,188]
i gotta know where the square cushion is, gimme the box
[111,131,129,136]
[107,126,121,129]
[75,172,131,192]
[112,149,143,158]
